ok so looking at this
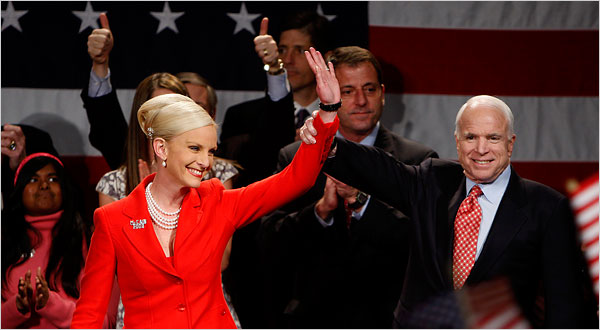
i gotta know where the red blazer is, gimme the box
[71,115,338,329]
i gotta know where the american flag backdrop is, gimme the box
[1,1,598,196]
[569,173,600,301]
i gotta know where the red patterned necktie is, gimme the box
[452,185,483,290]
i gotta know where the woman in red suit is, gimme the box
[71,48,339,328]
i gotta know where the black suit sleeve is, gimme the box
[80,83,128,170]
[324,138,421,216]
[249,92,296,178]
[540,195,598,327]
[219,93,296,186]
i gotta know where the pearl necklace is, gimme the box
[145,182,181,230]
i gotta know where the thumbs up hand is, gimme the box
[87,12,113,77]
[253,17,279,67]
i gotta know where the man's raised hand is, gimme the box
[87,12,113,77]
[253,17,279,66]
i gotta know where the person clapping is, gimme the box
[1,153,116,328]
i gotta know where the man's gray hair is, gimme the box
[454,95,514,136]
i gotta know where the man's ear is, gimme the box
[153,138,167,161]
[507,134,516,158]
[381,84,385,106]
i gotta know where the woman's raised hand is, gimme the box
[304,47,340,106]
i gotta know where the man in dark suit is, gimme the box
[300,94,597,328]
[218,12,334,328]
[218,11,333,187]
[258,46,438,328]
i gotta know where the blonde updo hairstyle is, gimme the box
[138,93,216,146]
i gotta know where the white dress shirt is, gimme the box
[465,165,511,260]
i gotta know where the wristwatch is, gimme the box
[347,191,369,210]
[264,58,284,75]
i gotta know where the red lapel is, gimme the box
[121,174,179,278]
[174,187,204,252]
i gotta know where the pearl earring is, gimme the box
[162,159,167,167]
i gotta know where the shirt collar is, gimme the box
[335,121,381,147]
[465,165,511,205]
[294,98,320,115]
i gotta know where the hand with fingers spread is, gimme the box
[87,12,113,78]
[1,124,27,170]
[16,270,33,315]
[254,17,280,72]
[304,47,340,107]
[34,267,49,310]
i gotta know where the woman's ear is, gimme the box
[153,138,168,162]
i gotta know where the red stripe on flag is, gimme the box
[503,311,527,329]
[575,197,600,215]
[588,254,599,267]
[473,302,511,328]
[510,162,598,196]
[369,26,598,96]
[570,173,600,197]
[578,215,599,231]
[583,235,599,250]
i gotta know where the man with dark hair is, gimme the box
[218,10,333,187]
[258,46,438,328]
[218,11,335,328]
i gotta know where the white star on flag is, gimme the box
[72,1,101,33]
[2,1,28,32]
[316,4,336,22]
[150,2,184,34]
[227,3,261,35]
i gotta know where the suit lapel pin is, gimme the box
[130,219,147,229]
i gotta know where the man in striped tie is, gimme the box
[301,94,598,328]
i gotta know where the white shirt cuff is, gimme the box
[351,196,371,220]
[266,70,290,102]
[88,68,112,98]
[314,205,334,227]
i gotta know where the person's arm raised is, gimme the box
[87,13,113,79]
[254,17,280,74]
[304,47,340,124]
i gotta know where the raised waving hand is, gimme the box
[304,47,339,106]
[298,47,340,140]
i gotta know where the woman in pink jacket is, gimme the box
[1,153,117,328]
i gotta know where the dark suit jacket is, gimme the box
[80,86,128,170]
[217,92,296,188]
[258,125,438,328]
[323,138,597,328]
